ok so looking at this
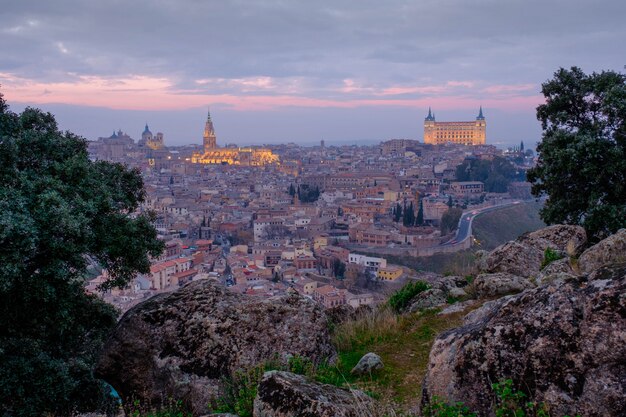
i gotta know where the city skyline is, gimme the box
[1,0,624,147]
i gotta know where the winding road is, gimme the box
[442,200,522,246]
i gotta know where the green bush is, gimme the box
[540,247,563,269]
[492,379,553,417]
[387,281,430,313]
[211,355,315,417]
[423,396,477,417]
[288,354,315,376]
[211,364,268,417]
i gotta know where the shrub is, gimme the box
[211,364,267,417]
[540,247,563,269]
[423,396,477,417]
[387,281,430,313]
[288,354,315,377]
[492,379,555,417]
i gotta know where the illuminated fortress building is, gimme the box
[423,107,486,145]
[191,109,279,166]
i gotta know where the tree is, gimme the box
[393,202,402,222]
[416,199,424,226]
[332,258,346,279]
[527,67,626,241]
[440,207,463,235]
[403,201,415,227]
[455,156,521,192]
[288,183,296,196]
[447,195,453,208]
[0,95,164,415]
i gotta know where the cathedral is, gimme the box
[138,124,165,150]
[423,107,486,145]
[191,109,280,166]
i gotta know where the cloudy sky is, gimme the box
[1,0,624,148]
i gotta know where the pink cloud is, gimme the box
[0,72,543,113]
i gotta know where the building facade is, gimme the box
[423,107,486,145]
[191,109,280,166]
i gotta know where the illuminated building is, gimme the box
[191,109,279,166]
[423,107,486,145]
[138,124,165,150]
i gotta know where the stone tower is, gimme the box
[203,108,217,151]
[474,106,486,145]
[423,107,436,143]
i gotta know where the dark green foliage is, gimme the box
[393,202,403,222]
[441,207,463,235]
[492,379,556,417]
[455,156,522,192]
[297,184,320,202]
[332,257,346,278]
[541,247,563,270]
[387,281,430,313]
[212,355,316,417]
[527,67,626,242]
[423,396,477,417]
[212,364,268,417]
[403,201,415,227]
[416,199,424,226]
[288,183,296,196]
[287,354,315,376]
[0,94,164,416]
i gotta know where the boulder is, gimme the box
[537,257,574,282]
[254,371,378,417]
[473,272,534,298]
[95,280,335,414]
[437,300,478,316]
[422,264,626,417]
[350,352,384,375]
[448,287,467,299]
[480,225,586,279]
[408,288,447,312]
[578,229,626,274]
[521,224,587,257]
[433,275,468,291]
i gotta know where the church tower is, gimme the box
[203,108,217,151]
[474,106,486,145]
[141,123,153,145]
[423,107,436,144]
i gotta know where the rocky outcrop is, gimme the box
[536,257,575,284]
[408,288,447,312]
[254,371,377,417]
[351,352,383,375]
[578,229,626,273]
[473,272,535,298]
[479,225,586,279]
[96,280,335,414]
[422,264,626,417]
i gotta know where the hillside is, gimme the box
[472,200,545,250]
[382,201,546,275]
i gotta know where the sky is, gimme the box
[1,0,624,149]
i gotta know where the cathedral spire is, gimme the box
[203,107,217,150]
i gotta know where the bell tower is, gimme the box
[474,106,486,145]
[203,108,217,151]
[423,107,436,144]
